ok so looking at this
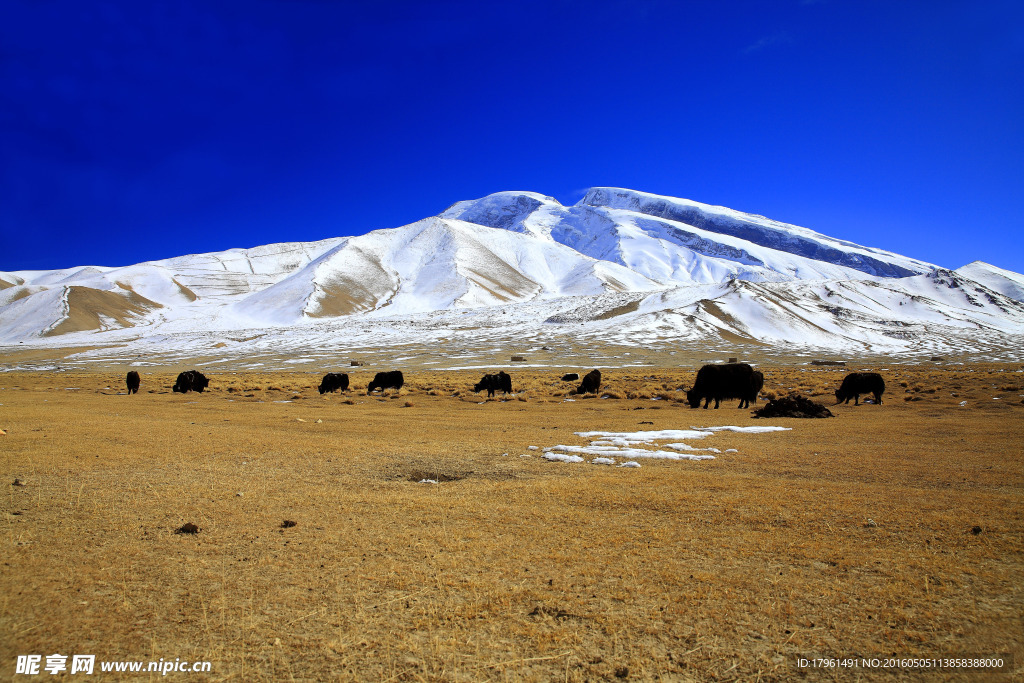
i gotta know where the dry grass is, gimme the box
[1,363,1022,681]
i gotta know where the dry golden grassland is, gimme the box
[1,363,1022,681]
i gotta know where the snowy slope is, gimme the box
[0,239,345,338]
[581,269,1024,353]
[955,261,1024,302]
[579,188,937,277]
[232,217,662,324]
[442,188,937,283]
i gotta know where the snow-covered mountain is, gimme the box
[2,187,1022,363]
[442,188,935,282]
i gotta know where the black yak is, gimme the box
[474,371,513,397]
[686,363,761,409]
[318,372,350,394]
[367,370,404,394]
[574,369,601,394]
[835,372,885,405]
[560,373,579,382]
[126,371,140,395]
[172,370,209,394]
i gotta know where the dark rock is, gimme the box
[175,523,200,535]
[753,394,834,418]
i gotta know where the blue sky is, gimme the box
[2,0,1022,273]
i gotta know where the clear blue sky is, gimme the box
[2,0,1022,273]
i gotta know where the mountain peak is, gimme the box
[444,187,936,282]
[955,261,1024,302]
[441,192,561,234]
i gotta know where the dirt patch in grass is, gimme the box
[406,470,468,483]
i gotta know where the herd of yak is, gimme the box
[127,364,886,408]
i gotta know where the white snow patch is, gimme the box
[545,444,714,461]
[577,429,711,442]
[664,443,720,453]
[693,425,791,433]
[543,452,585,463]
[540,425,790,470]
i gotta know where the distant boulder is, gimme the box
[753,394,834,418]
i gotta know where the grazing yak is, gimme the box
[318,372,350,394]
[574,369,602,395]
[686,363,762,409]
[474,371,513,397]
[835,372,885,405]
[367,370,404,395]
[126,371,140,395]
[560,373,579,382]
[172,370,209,394]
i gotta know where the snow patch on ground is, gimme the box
[540,426,790,467]
[692,425,791,433]
[544,444,714,461]
[542,452,585,463]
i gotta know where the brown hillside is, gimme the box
[43,286,162,336]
